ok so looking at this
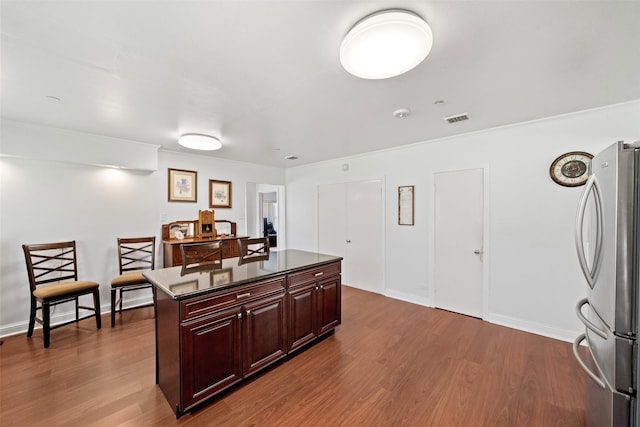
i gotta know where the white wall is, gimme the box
[2,101,639,342]
[286,100,640,341]
[0,129,284,336]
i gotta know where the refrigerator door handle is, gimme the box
[573,333,606,389]
[575,298,607,339]
[575,173,604,289]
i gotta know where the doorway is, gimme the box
[318,180,384,294]
[260,191,278,248]
[434,168,484,318]
[246,183,285,250]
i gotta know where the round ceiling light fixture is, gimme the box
[340,9,433,80]
[178,133,222,151]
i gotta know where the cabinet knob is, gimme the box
[237,313,242,319]
[236,292,251,299]
[246,310,251,315]
[314,272,324,277]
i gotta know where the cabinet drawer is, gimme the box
[287,262,341,289]
[181,276,285,321]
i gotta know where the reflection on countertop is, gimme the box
[144,249,342,299]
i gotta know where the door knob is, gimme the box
[473,249,480,255]
[346,240,351,243]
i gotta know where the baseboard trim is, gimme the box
[0,295,153,338]
[382,288,580,343]
[484,313,580,343]
[384,289,432,308]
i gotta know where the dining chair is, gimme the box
[180,241,223,275]
[237,237,270,264]
[110,236,156,327]
[22,240,102,348]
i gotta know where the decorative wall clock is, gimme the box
[549,151,593,187]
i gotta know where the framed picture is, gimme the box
[209,179,232,208]
[168,168,197,202]
[398,185,414,225]
[168,222,196,239]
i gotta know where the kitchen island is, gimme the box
[144,249,342,417]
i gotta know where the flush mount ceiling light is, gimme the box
[178,134,222,151]
[340,9,433,79]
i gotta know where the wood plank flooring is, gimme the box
[0,286,587,426]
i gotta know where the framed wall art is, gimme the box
[398,185,414,225]
[168,168,197,202]
[209,179,232,208]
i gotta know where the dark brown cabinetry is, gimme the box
[176,276,286,412]
[181,306,243,409]
[180,291,287,409]
[243,293,287,376]
[149,252,342,417]
[287,262,341,352]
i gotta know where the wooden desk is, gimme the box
[162,236,247,267]
[144,250,342,417]
[161,220,247,267]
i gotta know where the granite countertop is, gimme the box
[144,249,342,300]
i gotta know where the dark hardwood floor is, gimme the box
[0,285,586,426]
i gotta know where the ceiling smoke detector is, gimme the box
[444,113,469,123]
[393,108,411,119]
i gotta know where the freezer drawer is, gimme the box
[576,298,635,394]
[574,333,633,427]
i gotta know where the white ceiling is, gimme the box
[2,1,639,168]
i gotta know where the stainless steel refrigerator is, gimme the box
[574,140,640,426]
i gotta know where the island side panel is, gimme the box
[155,289,181,416]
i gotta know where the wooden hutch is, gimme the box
[161,214,247,267]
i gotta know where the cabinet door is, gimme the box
[288,283,317,352]
[317,275,341,335]
[181,306,242,409]
[243,293,287,376]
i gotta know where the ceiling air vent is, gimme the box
[444,112,469,124]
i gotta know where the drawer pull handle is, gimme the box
[236,292,251,299]
[314,272,324,277]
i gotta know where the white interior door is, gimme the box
[434,169,484,318]
[346,180,383,293]
[319,180,383,294]
[318,183,347,260]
